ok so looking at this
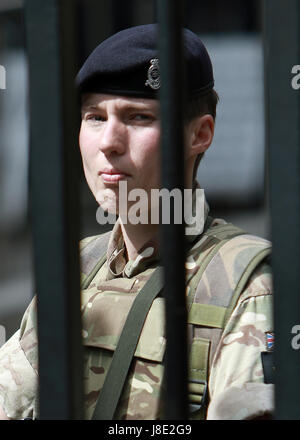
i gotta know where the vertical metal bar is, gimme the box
[157,0,188,419]
[24,0,83,419]
[264,0,300,419]
[110,0,134,32]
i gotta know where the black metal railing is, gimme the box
[24,0,300,421]
[264,0,300,420]
[24,0,189,420]
[157,0,188,420]
[24,0,83,420]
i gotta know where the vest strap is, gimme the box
[188,337,210,419]
[92,265,164,420]
[81,253,107,290]
[186,229,246,313]
[224,246,271,327]
[188,303,227,328]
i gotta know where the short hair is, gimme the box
[185,89,219,185]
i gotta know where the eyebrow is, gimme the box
[81,104,100,111]
[81,101,159,113]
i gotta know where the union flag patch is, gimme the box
[266,332,274,351]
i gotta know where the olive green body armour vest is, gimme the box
[80,220,271,419]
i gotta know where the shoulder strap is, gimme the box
[187,226,271,419]
[80,230,111,290]
[186,220,246,311]
[188,233,271,329]
[224,245,271,326]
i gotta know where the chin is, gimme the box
[95,189,119,215]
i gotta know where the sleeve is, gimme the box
[207,263,274,420]
[0,297,38,420]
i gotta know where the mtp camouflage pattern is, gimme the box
[0,214,274,420]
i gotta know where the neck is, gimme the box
[117,172,195,261]
[119,215,159,261]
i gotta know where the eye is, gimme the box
[85,114,106,123]
[131,113,155,123]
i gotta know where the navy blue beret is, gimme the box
[76,23,214,99]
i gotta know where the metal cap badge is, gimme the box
[145,58,160,90]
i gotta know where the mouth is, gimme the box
[99,168,130,184]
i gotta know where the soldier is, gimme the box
[0,24,274,420]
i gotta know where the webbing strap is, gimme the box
[202,223,245,239]
[186,230,245,312]
[188,337,210,420]
[92,265,164,420]
[188,303,227,328]
[80,231,111,290]
[81,254,107,290]
[223,246,272,327]
[189,337,210,383]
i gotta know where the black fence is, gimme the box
[21,0,300,420]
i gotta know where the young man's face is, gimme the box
[79,93,161,215]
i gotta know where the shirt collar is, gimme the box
[106,221,159,278]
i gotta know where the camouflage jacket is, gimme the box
[0,216,274,420]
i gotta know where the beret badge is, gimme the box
[145,58,160,90]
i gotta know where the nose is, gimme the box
[98,117,127,156]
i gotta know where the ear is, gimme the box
[186,114,215,159]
